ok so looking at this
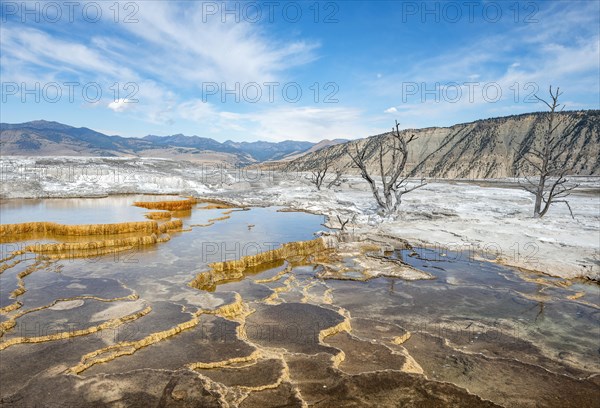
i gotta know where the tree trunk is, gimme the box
[533,175,545,217]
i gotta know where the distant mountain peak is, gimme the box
[7,120,75,130]
[0,120,326,163]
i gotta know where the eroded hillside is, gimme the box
[286,111,600,178]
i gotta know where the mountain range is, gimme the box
[0,120,347,164]
[2,111,599,178]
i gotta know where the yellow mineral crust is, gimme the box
[0,302,22,316]
[322,288,334,304]
[205,293,255,342]
[254,265,292,284]
[186,349,262,370]
[300,282,317,303]
[263,275,296,305]
[0,306,152,351]
[133,198,196,211]
[158,219,183,233]
[195,198,236,210]
[0,251,26,265]
[318,308,352,343]
[392,332,412,345]
[207,215,231,223]
[390,342,424,374]
[190,222,215,228]
[145,211,172,220]
[200,204,232,210]
[300,283,334,305]
[317,306,353,369]
[0,320,16,333]
[0,294,138,337]
[181,298,251,353]
[69,295,249,374]
[239,364,289,393]
[1,218,182,259]
[331,349,346,368]
[24,234,167,254]
[5,259,52,301]
[70,313,201,374]
[205,293,249,320]
[567,292,585,300]
[203,357,291,405]
[0,221,158,238]
[211,238,329,274]
[0,259,21,274]
[190,238,331,291]
[401,351,424,374]
[262,292,280,305]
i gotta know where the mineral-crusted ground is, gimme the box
[0,192,598,407]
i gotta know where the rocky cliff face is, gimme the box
[286,111,600,178]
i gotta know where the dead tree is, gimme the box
[347,120,426,215]
[326,169,344,189]
[308,158,328,190]
[308,152,344,190]
[336,214,351,231]
[518,86,578,218]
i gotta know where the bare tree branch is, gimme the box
[348,141,387,208]
[336,215,350,231]
[307,151,345,190]
[347,121,426,216]
[519,85,578,218]
[326,170,344,189]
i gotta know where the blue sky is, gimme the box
[1,0,599,141]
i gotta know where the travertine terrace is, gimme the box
[1,195,598,407]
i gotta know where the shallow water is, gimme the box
[0,194,186,224]
[0,196,598,407]
[330,249,600,370]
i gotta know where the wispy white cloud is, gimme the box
[168,104,375,142]
[108,98,132,112]
[0,26,135,80]
[238,107,371,141]
[368,2,599,128]
[114,2,319,86]
[0,2,329,139]
[1,1,596,140]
